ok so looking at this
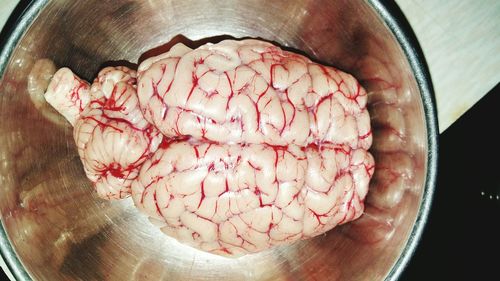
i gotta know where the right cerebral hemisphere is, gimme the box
[133,39,374,255]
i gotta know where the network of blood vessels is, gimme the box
[44,39,375,256]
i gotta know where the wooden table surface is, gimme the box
[1,0,500,279]
[395,0,500,132]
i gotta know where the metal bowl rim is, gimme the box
[0,0,438,280]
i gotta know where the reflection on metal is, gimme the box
[0,0,437,280]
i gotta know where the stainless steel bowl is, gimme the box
[0,0,438,280]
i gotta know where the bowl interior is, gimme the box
[0,0,431,280]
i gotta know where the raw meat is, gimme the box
[138,40,372,149]
[44,39,374,256]
[133,39,374,255]
[46,66,163,199]
[133,140,374,255]
[44,67,90,126]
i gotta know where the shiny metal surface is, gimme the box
[0,0,437,280]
